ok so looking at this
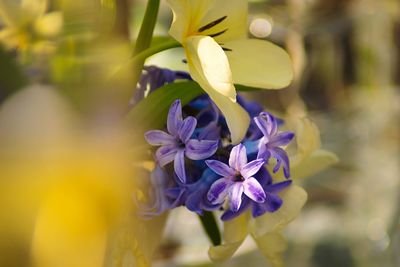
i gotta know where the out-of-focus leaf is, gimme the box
[0,45,27,102]
[125,81,203,134]
[125,81,263,135]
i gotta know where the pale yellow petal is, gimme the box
[167,0,213,42]
[208,241,243,262]
[34,11,63,38]
[225,39,294,89]
[186,35,249,143]
[250,185,307,238]
[292,149,339,179]
[0,28,20,49]
[290,117,321,166]
[208,212,249,262]
[253,232,287,267]
[186,35,236,100]
[167,0,247,42]
[0,0,47,27]
[199,0,247,43]
[223,212,249,243]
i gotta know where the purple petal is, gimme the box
[221,197,251,221]
[205,160,235,177]
[252,194,283,217]
[178,116,197,142]
[156,145,177,166]
[229,144,247,171]
[253,116,269,137]
[254,112,277,137]
[167,100,182,136]
[256,142,271,160]
[198,121,220,140]
[270,147,290,178]
[186,139,218,160]
[243,177,266,203]
[241,159,265,179]
[269,131,295,147]
[229,183,244,211]
[186,188,208,214]
[174,150,186,183]
[207,178,232,204]
[265,180,292,193]
[145,130,176,146]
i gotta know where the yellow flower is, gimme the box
[166,0,293,143]
[0,86,165,267]
[0,0,62,52]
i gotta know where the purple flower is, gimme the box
[254,112,294,178]
[164,168,222,215]
[145,99,218,183]
[130,66,191,107]
[135,165,180,218]
[206,144,266,212]
[221,167,292,221]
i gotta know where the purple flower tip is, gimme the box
[145,99,219,183]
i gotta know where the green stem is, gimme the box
[133,0,160,55]
[131,39,181,65]
[130,0,160,96]
[110,40,181,79]
[198,211,221,246]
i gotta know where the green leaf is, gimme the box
[198,211,221,246]
[0,44,27,102]
[125,81,265,135]
[125,81,204,134]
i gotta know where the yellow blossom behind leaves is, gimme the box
[0,86,166,267]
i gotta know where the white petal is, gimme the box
[225,39,294,89]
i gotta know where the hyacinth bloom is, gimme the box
[208,117,338,267]
[145,99,218,183]
[254,112,295,178]
[166,0,293,143]
[220,168,292,221]
[206,144,266,211]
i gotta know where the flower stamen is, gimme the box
[208,28,228,38]
[198,15,227,32]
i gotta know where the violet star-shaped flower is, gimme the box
[220,167,292,221]
[145,99,218,183]
[254,112,294,178]
[206,144,266,212]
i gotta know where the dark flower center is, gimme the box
[233,172,244,182]
[177,140,186,149]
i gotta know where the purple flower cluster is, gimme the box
[133,66,295,220]
[139,96,295,220]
